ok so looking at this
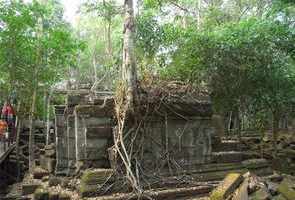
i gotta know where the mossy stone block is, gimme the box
[59,193,71,200]
[210,173,243,200]
[79,183,100,198]
[22,183,41,195]
[48,192,59,200]
[81,168,113,185]
[34,188,49,200]
[278,179,295,200]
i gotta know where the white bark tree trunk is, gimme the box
[29,86,36,172]
[122,0,138,111]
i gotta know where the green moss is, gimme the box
[278,179,295,200]
[210,173,243,200]
[81,169,113,185]
[273,195,287,200]
[79,183,100,198]
[34,187,49,200]
[210,188,224,200]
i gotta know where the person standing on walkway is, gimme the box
[1,101,16,144]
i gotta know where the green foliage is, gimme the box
[83,0,121,23]
[0,0,82,116]
[166,18,295,116]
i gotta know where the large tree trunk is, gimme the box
[122,0,138,111]
[29,86,37,172]
[114,0,140,192]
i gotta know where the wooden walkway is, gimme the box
[0,143,16,164]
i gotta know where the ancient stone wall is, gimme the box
[137,117,214,171]
[53,92,216,175]
[67,115,75,174]
[54,106,68,175]
[74,104,113,170]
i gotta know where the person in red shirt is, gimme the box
[1,101,16,144]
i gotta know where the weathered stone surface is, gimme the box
[268,182,279,196]
[55,105,68,174]
[66,93,88,106]
[211,151,243,163]
[278,179,295,200]
[22,183,41,195]
[242,159,269,169]
[45,149,55,157]
[59,193,71,200]
[75,104,114,117]
[45,144,55,150]
[48,176,61,187]
[67,115,76,174]
[34,188,49,200]
[232,178,249,200]
[42,176,49,182]
[79,168,114,197]
[142,118,214,168]
[81,168,114,185]
[250,186,270,200]
[33,167,49,179]
[59,177,70,188]
[212,114,225,140]
[40,156,56,173]
[273,194,288,200]
[74,112,112,169]
[48,192,59,200]
[267,173,284,183]
[282,149,295,159]
[85,127,112,138]
[210,173,243,200]
[79,184,99,198]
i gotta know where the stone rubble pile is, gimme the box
[210,172,295,200]
[40,144,56,174]
[241,133,295,175]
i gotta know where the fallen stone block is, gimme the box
[211,152,243,163]
[268,182,279,196]
[48,176,61,187]
[242,159,269,169]
[42,176,49,182]
[248,174,260,194]
[45,144,55,150]
[80,184,99,198]
[232,177,249,200]
[210,173,243,200]
[22,183,41,195]
[267,173,284,183]
[81,168,114,185]
[273,194,288,200]
[59,193,71,200]
[34,187,49,200]
[250,186,270,200]
[45,149,56,157]
[282,149,295,159]
[48,192,59,200]
[33,167,49,179]
[278,178,295,200]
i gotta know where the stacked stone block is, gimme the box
[54,106,68,175]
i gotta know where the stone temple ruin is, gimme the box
[1,87,293,200]
[43,84,219,175]
[35,83,283,199]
